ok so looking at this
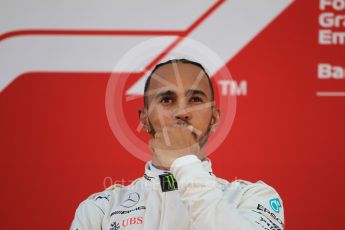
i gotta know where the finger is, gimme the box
[187,125,202,137]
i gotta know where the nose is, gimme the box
[174,108,191,122]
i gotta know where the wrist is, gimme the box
[171,155,201,171]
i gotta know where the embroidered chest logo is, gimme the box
[120,192,140,208]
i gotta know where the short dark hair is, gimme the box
[143,58,214,108]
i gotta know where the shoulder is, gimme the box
[235,179,281,198]
[72,177,143,222]
[237,179,285,229]
[73,184,125,218]
[83,177,144,212]
[218,178,285,229]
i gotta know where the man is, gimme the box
[71,59,285,230]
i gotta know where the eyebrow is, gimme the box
[154,88,208,99]
[186,88,208,98]
[154,90,176,99]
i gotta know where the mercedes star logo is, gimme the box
[120,192,140,208]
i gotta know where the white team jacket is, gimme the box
[71,155,285,230]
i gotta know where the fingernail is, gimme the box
[187,125,194,132]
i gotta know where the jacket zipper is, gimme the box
[158,192,167,229]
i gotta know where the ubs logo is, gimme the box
[120,192,140,208]
[122,217,143,227]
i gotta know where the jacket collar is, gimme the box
[143,158,214,184]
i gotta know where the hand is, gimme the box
[149,125,201,170]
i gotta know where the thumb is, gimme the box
[187,125,202,139]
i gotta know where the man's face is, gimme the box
[143,62,218,148]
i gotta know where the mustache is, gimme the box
[175,119,190,126]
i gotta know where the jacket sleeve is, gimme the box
[171,155,285,230]
[70,199,104,230]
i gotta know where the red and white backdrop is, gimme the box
[1,0,344,229]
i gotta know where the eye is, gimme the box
[160,97,175,104]
[190,97,203,103]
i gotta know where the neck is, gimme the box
[150,162,170,171]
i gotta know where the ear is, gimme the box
[210,107,221,133]
[138,108,150,133]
